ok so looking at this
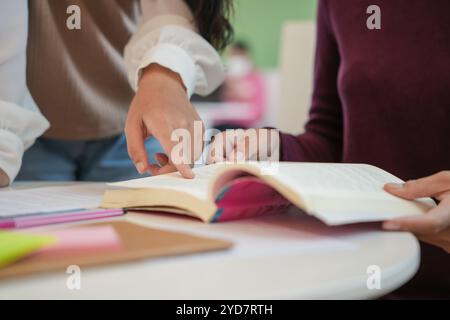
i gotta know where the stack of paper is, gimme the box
[0,184,123,229]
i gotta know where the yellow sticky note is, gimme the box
[0,232,56,268]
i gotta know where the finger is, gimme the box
[155,130,195,179]
[147,163,178,176]
[147,153,170,175]
[168,143,195,179]
[154,153,169,167]
[155,149,191,175]
[435,190,450,202]
[147,154,180,176]
[384,171,450,200]
[125,119,150,175]
[383,198,450,235]
[154,163,179,175]
[147,164,162,176]
[172,162,194,179]
[159,146,194,178]
[148,160,192,178]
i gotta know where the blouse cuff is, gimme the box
[136,42,197,97]
[0,101,49,183]
[125,22,224,98]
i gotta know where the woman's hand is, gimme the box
[206,128,280,164]
[125,64,204,179]
[0,168,9,187]
[384,171,450,253]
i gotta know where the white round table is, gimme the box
[0,202,420,299]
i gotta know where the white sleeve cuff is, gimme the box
[136,43,197,97]
[125,22,225,98]
[0,100,49,183]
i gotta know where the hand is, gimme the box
[207,128,280,164]
[383,171,450,253]
[125,64,204,179]
[0,168,10,187]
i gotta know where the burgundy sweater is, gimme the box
[281,0,450,180]
[281,0,450,298]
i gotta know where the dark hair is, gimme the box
[185,0,234,50]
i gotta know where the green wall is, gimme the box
[232,0,317,70]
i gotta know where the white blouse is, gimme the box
[0,0,49,184]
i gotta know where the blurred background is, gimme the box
[193,0,318,135]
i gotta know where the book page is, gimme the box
[0,184,104,218]
[106,162,435,225]
[108,164,223,201]
[265,162,403,196]
[245,162,435,225]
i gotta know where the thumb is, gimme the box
[384,171,450,200]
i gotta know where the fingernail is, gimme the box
[184,169,195,179]
[386,183,405,190]
[135,162,146,174]
[383,221,401,231]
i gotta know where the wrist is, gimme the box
[140,64,187,93]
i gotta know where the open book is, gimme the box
[101,162,435,225]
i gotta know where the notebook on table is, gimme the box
[101,162,436,225]
[0,221,232,279]
[0,184,123,229]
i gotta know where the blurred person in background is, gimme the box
[214,41,266,131]
[14,0,233,183]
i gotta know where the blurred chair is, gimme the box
[276,21,316,134]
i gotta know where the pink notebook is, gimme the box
[31,226,122,256]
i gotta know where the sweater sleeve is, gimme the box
[280,0,343,162]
